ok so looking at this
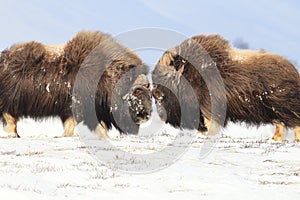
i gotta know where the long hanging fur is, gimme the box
[0,31,151,134]
[152,34,300,133]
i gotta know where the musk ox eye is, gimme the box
[170,60,174,66]
[152,89,164,101]
[128,64,136,69]
[141,83,150,92]
[172,55,185,71]
[133,88,143,96]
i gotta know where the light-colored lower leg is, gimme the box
[3,112,19,138]
[197,117,210,135]
[294,126,300,142]
[95,121,109,138]
[207,119,220,136]
[197,118,217,136]
[63,117,77,137]
[272,122,284,142]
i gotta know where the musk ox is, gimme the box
[0,31,152,138]
[152,34,300,142]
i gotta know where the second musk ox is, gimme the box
[152,34,300,142]
[0,31,152,138]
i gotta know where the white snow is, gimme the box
[0,113,299,199]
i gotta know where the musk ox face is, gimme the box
[151,50,207,131]
[125,84,152,124]
[152,81,207,132]
[151,51,182,127]
[151,85,166,121]
[123,74,152,125]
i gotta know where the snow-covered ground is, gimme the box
[0,113,299,199]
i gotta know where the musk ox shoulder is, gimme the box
[0,31,152,137]
[152,34,300,142]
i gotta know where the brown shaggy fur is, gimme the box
[0,31,151,137]
[152,34,300,142]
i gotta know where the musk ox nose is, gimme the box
[156,105,167,121]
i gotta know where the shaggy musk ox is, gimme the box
[0,31,152,137]
[152,34,300,142]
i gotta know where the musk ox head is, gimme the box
[151,36,228,131]
[123,74,152,125]
[151,47,208,131]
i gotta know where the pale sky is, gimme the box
[1,0,299,68]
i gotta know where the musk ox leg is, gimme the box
[197,118,217,136]
[294,126,300,142]
[3,113,19,138]
[272,122,285,142]
[196,114,208,134]
[63,117,77,137]
[197,117,211,135]
[95,121,109,138]
[206,119,220,136]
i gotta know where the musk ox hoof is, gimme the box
[197,130,208,136]
[272,136,283,142]
[197,123,209,135]
[2,131,20,138]
[198,126,208,132]
[3,127,19,138]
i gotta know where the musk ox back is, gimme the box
[152,34,300,142]
[0,31,152,137]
